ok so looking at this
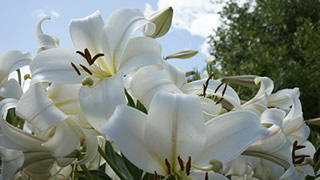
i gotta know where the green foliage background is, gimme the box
[209,0,320,119]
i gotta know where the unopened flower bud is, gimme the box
[220,75,258,88]
[144,7,173,38]
[207,56,216,65]
[164,50,198,60]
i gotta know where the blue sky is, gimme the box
[0,0,228,72]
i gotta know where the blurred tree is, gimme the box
[209,0,320,119]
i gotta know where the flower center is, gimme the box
[70,48,111,79]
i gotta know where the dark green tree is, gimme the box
[209,0,320,119]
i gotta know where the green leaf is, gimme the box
[122,155,143,180]
[136,100,147,114]
[104,141,134,180]
[125,89,135,108]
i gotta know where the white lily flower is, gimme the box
[223,88,315,179]
[16,83,98,164]
[30,9,162,133]
[0,50,32,99]
[102,91,269,179]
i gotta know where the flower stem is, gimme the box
[80,164,94,180]
[98,146,127,180]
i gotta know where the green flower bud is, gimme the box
[164,50,198,60]
[144,7,173,38]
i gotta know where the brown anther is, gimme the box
[205,172,208,180]
[76,50,86,59]
[91,53,104,65]
[203,73,215,97]
[216,98,224,105]
[165,159,171,174]
[79,64,93,75]
[222,83,227,96]
[154,171,158,180]
[71,62,81,75]
[214,82,224,93]
[84,48,92,63]
[292,140,310,165]
[186,156,191,176]
[177,156,184,171]
[268,106,276,108]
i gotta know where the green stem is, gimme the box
[80,164,94,180]
[98,146,127,180]
[17,69,22,86]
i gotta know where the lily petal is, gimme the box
[268,88,300,110]
[130,65,182,109]
[163,61,186,88]
[0,146,24,180]
[181,79,241,109]
[0,79,23,99]
[102,8,154,72]
[117,36,162,75]
[243,77,273,107]
[144,91,206,165]
[0,50,32,84]
[31,48,87,84]
[102,105,164,174]
[195,110,269,166]
[70,10,104,55]
[191,171,229,180]
[75,129,98,164]
[16,83,68,131]
[42,120,80,158]
[79,73,126,133]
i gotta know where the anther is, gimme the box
[205,172,208,180]
[214,82,224,93]
[165,159,171,174]
[186,156,191,176]
[216,98,224,105]
[71,62,81,75]
[154,171,158,180]
[222,83,227,96]
[292,140,310,165]
[203,73,215,97]
[79,64,93,75]
[177,156,184,171]
[91,53,104,65]
[84,48,91,63]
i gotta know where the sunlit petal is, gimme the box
[16,83,68,131]
[0,79,23,99]
[70,10,104,55]
[195,110,269,166]
[117,37,162,75]
[102,8,154,72]
[102,105,164,174]
[144,91,206,165]
[31,48,87,84]
[79,73,126,133]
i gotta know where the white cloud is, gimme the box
[144,0,254,57]
[32,9,60,19]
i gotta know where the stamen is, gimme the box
[222,83,227,96]
[71,62,81,75]
[91,53,104,65]
[154,171,158,180]
[214,82,224,93]
[76,50,86,59]
[165,159,171,174]
[84,48,92,63]
[203,73,215,97]
[186,156,191,176]
[292,140,310,165]
[79,64,93,75]
[177,156,184,171]
[205,172,208,180]
[216,98,224,105]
